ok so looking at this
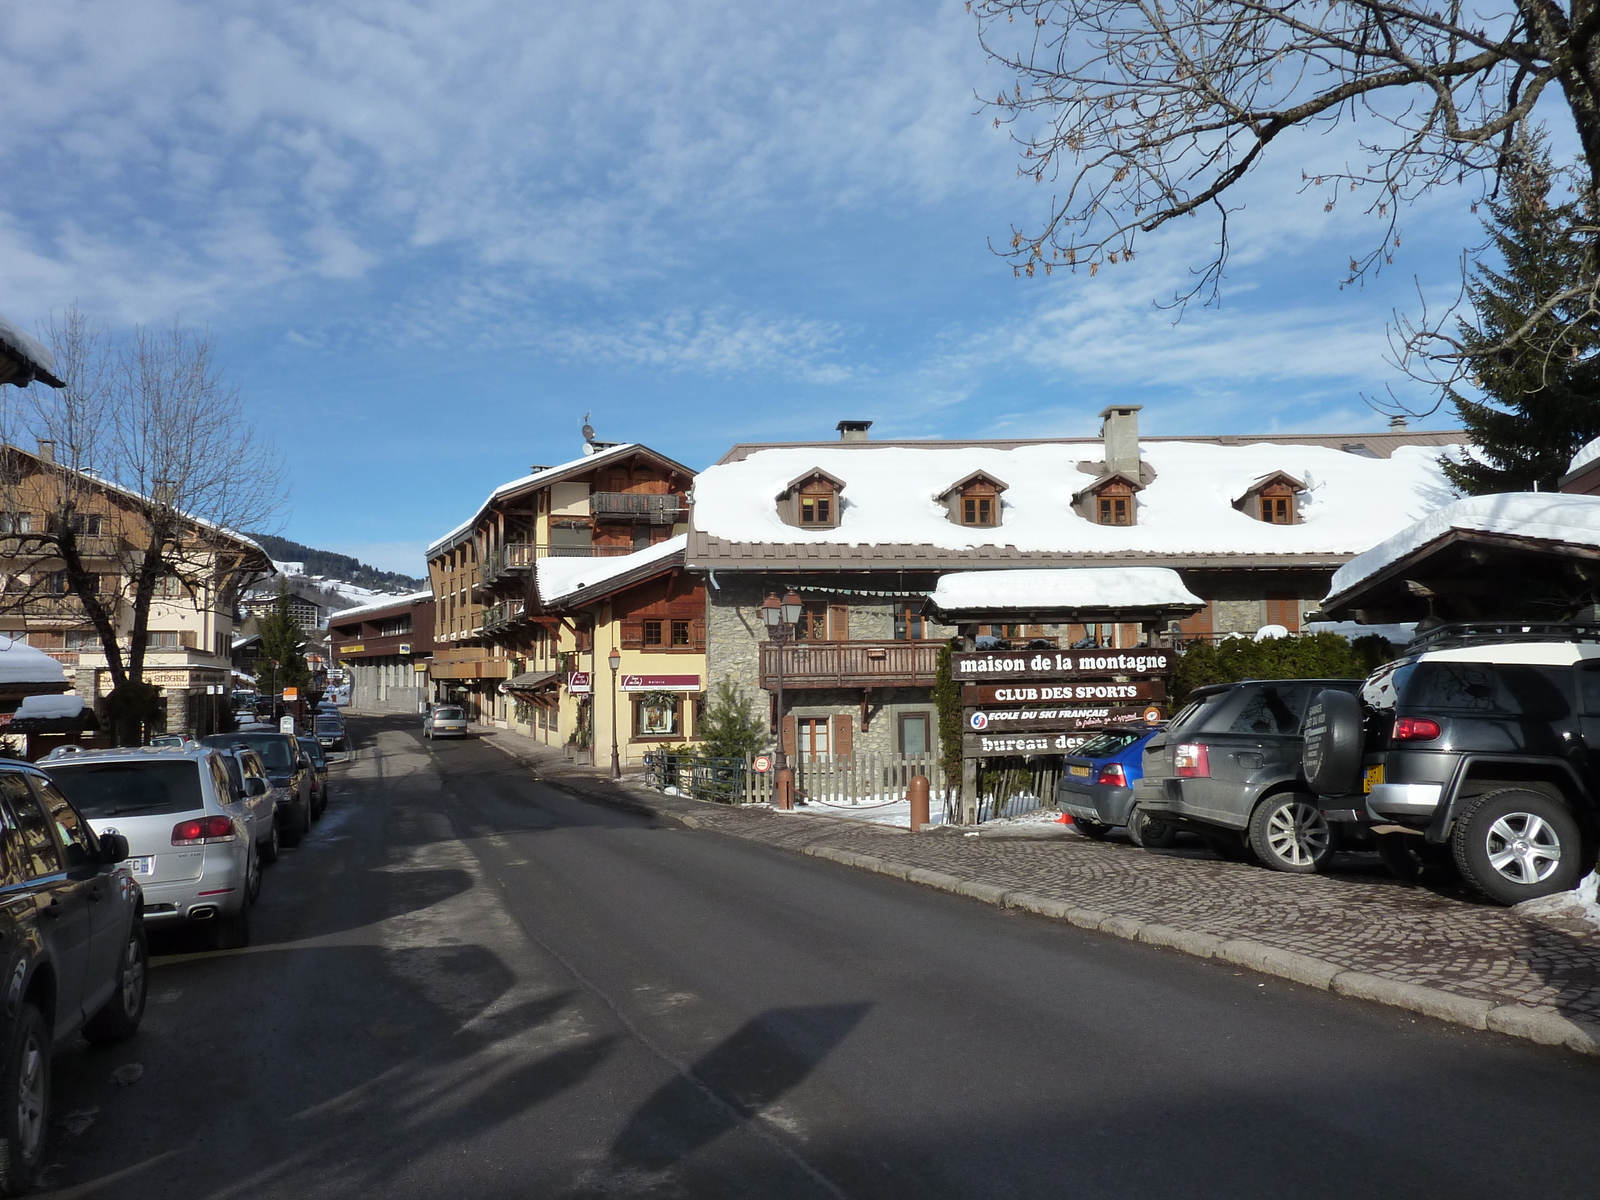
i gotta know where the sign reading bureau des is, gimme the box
[951,649,1172,680]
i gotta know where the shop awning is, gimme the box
[498,670,560,697]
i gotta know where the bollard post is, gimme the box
[908,773,930,831]
[775,767,794,811]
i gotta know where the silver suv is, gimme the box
[43,747,258,950]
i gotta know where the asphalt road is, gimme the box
[38,714,1600,1199]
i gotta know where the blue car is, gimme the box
[1055,724,1178,847]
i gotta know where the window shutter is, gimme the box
[782,715,796,757]
[690,618,706,650]
[620,621,644,649]
[828,605,849,641]
[832,714,853,759]
[180,630,198,649]
[1265,597,1301,632]
[1178,601,1214,636]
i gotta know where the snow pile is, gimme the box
[15,694,84,719]
[691,441,1457,556]
[1568,438,1600,476]
[928,567,1202,612]
[537,535,686,604]
[0,638,68,685]
[1516,871,1600,934]
[790,791,950,827]
[1329,493,1600,598]
[0,311,57,378]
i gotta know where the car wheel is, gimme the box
[1375,832,1459,886]
[1450,788,1587,905]
[0,1003,48,1195]
[1201,829,1256,862]
[309,792,322,822]
[212,902,250,951]
[279,805,305,848]
[1247,793,1335,873]
[245,846,262,905]
[259,821,280,865]
[82,923,148,1045]
[1128,806,1180,849]
[1072,817,1112,840]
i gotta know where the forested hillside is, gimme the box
[249,534,425,592]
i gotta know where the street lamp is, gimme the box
[608,646,622,780]
[761,591,803,807]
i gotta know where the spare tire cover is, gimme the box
[1302,688,1365,797]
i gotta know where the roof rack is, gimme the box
[1406,621,1600,652]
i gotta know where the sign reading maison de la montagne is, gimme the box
[951,649,1173,680]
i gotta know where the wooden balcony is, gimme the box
[20,595,91,625]
[590,492,687,524]
[758,641,942,690]
[480,541,636,583]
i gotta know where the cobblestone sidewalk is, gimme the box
[479,730,1600,1058]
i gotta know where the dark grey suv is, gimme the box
[1133,677,1363,872]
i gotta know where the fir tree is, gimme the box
[259,581,309,698]
[696,679,767,760]
[1443,142,1600,494]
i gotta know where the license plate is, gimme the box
[1069,765,1091,777]
[128,856,155,876]
[1362,764,1385,794]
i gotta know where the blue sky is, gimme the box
[0,0,1511,575]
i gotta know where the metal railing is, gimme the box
[481,541,638,582]
[590,492,687,523]
[649,754,749,804]
[758,641,942,689]
[479,601,524,633]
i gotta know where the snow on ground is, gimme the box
[1329,493,1600,598]
[789,792,950,827]
[692,440,1456,556]
[928,567,1201,612]
[1517,872,1600,932]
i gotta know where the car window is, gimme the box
[1198,684,1314,735]
[1074,731,1144,757]
[1402,662,1571,719]
[5,779,63,878]
[30,776,94,869]
[209,755,237,804]
[315,717,342,732]
[0,776,35,887]
[203,734,293,771]
[47,760,206,818]
[220,754,245,798]
[435,707,463,720]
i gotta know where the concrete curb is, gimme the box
[799,846,1600,1059]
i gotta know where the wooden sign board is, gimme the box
[952,649,1173,681]
[963,730,1114,756]
[963,704,1155,735]
[961,680,1165,707]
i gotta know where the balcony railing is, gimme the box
[19,595,90,624]
[480,542,637,583]
[479,601,525,633]
[758,641,943,690]
[590,492,687,524]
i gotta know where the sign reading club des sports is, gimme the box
[961,680,1165,706]
[951,650,1172,680]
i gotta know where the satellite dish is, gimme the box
[581,423,595,442]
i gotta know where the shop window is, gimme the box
[633,694,681,738]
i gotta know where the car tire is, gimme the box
[1201,829,1256,862]
[1128,806,1179,849]
[1450,788,1588,905]
[82,922,148,1045]
[309,792,322,822]
[259,821,280,865]
[0,1003,49,1195]
[1073,817,1112,840]
[245,846,262,905]
[280,804,305,848]
[1375,832,1459,885]
[1248,793,1336,873]
[212,902,250,951]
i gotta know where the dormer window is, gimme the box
[1235,472,1305,525]
[777,468,847,529]
[1071,472,1142,526]
[936,471,1008,528]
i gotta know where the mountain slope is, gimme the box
[248,534,425,592]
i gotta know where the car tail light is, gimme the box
[1392,717,1442,742]
[1096,763,1127,786]
[172,816,237,845]
[1174,743,1210,778]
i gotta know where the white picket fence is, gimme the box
[743,754,948,810]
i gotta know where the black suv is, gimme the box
[1134,677,1363,872]
[0,761,145,1193]
[1304,623,1600,905]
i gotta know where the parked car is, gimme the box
[213,745,280,864]
[423,705,468,739]
[149,733,197,749]
[0,761,145,1194]
[297,736,330,818]
[1055,724,1175,845]
[1133,678,1365,872]
[316,700,341,714]
[1304,622,1600,903]
[313,712,347,752]
[199,731,312,847]
[43,746,255,950]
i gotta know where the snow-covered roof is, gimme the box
[0,637,68,686]
[426,443,647,558]
[537,535,687,606]
[1568,438,1600,476]
[1327,493,1600,598]
[927,567,1202,613]
[0,312,61,386]
[330,589,434,622]
[691,440,1458,559]
[15,694,84,720]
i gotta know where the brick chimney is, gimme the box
[1099,405,1142,478]
[836,420,872,442]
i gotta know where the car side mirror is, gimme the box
[98,833,130,864]
[244,777,268,797]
